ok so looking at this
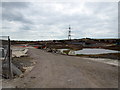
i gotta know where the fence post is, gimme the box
[8,36,13,79]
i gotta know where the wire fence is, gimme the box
[0,36,9,60]
[0,36,13,79]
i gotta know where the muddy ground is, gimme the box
[76,53,120,60]
[12,56,34,73]
[2,48,118,88]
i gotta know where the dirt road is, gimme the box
[12,48,118,88]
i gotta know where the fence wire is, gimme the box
[0,36,13,79]
[0,36,9,60]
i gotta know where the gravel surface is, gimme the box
[7,48,118,88]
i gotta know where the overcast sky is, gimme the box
[1,1,118,40]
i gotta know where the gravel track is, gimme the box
[10,48,118,88]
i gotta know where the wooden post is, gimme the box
[8,36,13,79]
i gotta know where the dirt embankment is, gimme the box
[12,47,36,76]
[76,53,120,60]
[102,45,120,51]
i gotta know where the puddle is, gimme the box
[75,48,118,55]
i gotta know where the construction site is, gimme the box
[0,33,119,89]
[1,1,119,89]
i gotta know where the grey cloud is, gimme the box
[2,2,29,9]
[2,2,33,24]
[85,2,117,15]
[2,26,10,29]
[32,2,117,26]
[2,10,32,24]
[19,25,32,30]
[118,2,120,38]
[1,2,118,40]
